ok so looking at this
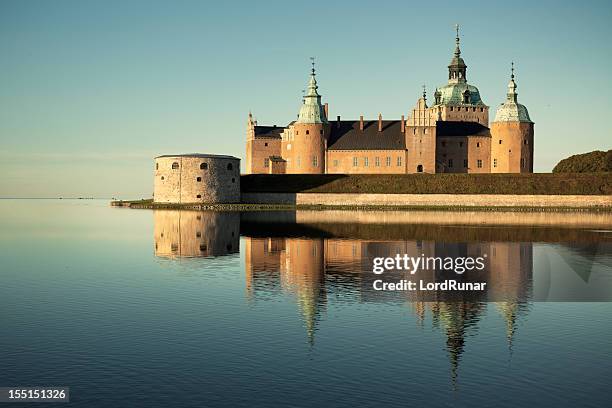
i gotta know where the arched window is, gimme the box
[417,164,423,173]
[172,162,179,169]
[227,163,233,171]
[200,163,208,170]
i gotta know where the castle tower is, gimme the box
[428,25,489,125]
[490,63,534,173]
[286,58,329,174]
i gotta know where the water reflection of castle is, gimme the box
[154,210,239,258]
[153,210,538,383]
[245,237,533,370]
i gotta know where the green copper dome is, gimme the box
[494,64,532,123]
[436,82,485,105]
[297,63,328,124]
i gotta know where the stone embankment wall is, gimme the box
[241,192,612,208]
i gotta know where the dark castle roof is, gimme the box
[255,120,490,150]
[436,121,490,137]
[254,125,283,139]
[328,120,405,150]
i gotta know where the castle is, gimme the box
[246,27,534,175]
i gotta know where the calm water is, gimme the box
[1,200,611,407]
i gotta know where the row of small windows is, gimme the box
[295,129,324,135]
[448,107,485,112]
[157,162,233,171]
[160,176,235,183]
[346,156,403,167]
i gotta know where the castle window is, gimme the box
[499,140,503,144]
[171,244,178,252]
[172,162,179,169]
[448,159,453,168]
[264,158,269,168]
[296,131,299,135]
[477,160,483,168]
[156,163,159,170]
[196,232,201,238]
[161,176,165,180]
[320,130,323,135]
[364,157,369,167]
[264,142,268,147]
[200,244,207,252]
[397,157,402,166]
[423,128,427,134]
[417,164,423,172]
[450,107,454,111]
[197,194,201,198]
[333,160,339,167]
[477,142,480,147]
[232,178,235,183]
[353,157,358,167]
[463,159,468,168]
[312,156,318,167]
[472,107,476,112]
[413,129,416,135]
[196,177,202,182]
[200,163,208,170]
[227,163,233,170]
[524,139,528,145]
[375,157,380,167]
[494,158,497,168]
[480,108,484,112]
[386,157,391,166]
[306,130,310,135]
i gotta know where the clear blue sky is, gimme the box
[0,0,610,198]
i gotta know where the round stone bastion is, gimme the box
[153,154,241,204]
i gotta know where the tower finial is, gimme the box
[422,84,427,100]
[454,24,460,57]
[310,56,315,75]
[511,61,515,79]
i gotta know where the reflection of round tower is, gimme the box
[289,61,329,174]
[491,64,534,173]
[154,210,240,258]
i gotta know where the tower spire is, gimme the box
[297,57,327,124]
[507,61,518,103]
[422,84,427,100]
[448,24,467,83]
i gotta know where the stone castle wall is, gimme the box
[154,155,240,204]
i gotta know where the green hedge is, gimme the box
[553,150,612,173]
[241,173,612,195]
